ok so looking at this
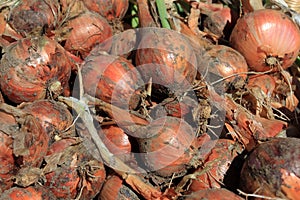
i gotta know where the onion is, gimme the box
[230,9,300,72]
[44,139,106,199]
[99,175,140,200]
[83,0,129,21]
[185,188,243,200]
[137,116,196,177]
[0,36,72,104]
[56,11,112,58]
[199,45,248,89]
[100,125,131,161]
[81,52,144,110]
[240,137,300,199]
[0,111,16,192]
[135,28,197,94]
[8,0,59,36]
[20,99,73,139]
[0,186,43,200]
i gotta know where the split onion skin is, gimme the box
[230,9,300,72]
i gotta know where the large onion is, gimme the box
[0,36,72,104]
[135,28,197,94]
[230,9,300,72]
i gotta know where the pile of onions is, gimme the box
[230,9,300,72]
[0,36,72,103]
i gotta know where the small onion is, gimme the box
[0,36,72,104]
[8,0,59,36]
[230,9,300,72]
[83,0,129,21]
[0,187,43,200]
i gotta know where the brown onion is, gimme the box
[240,137,300,199]
[8,0,60,36]
[184,188,243,200]
[83,0,129,21]
[99,175,140,200]
[81,52,144,109]
[44,139,106,199]
[230,9,300,72]
[0,111,16,192]
[0,186,43,200]
[0,36,72,104]
[137,116,196,177]
[20,99,73,138]
[199,45,248,89]
[100,125,131,160]
[56,11,112,58]
[135,28,197,93]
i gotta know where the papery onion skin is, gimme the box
[240,137,300,199]
[0,36,72,104]
[58,11,112,58]
[83,0,129,21]
[81,52,144,110]
[138,116,196,177]
[135,28,197,93]
[230,9,300,72]
[20,100,73,138]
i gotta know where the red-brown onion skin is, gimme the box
[0,186,43,200]
[0,36,72,104]
[8,0,59,36]
[240,138,300,199]
[138,116,196,177]
[21,100,73,137]
[81,53,144,109]
[83,0,129,21]
[0,111,16,192]
[200,45,248,83]
[230,9,300,72]
[59,11,112,58]
[185,188,243,200]
[188,139,239,191]
[135,28,197,92]
[99,175,140,200]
